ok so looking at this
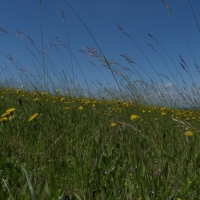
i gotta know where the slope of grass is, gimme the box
[0,87,200,199]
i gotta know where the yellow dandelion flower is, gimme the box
[177,198,181,200]
[60,97,65,102]
[79,106,83,110]
[64,107,69,110]
[0,117,8,122]
[28,113,38,122]
[161,112,167,115]
[110,123,117,127]
[184,130,194,137]
[1,112,10,117]
[34,98,39,102]
[33,90,37,95]
[130,115,138,120]
[5,108,16,114]
[16,89,21,94]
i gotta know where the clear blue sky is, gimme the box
[0,0,200,95]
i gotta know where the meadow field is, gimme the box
[1,1,200,199]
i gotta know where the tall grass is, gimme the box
[0,0,200,199]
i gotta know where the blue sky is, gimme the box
[0,0,200,95]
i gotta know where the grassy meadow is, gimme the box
[1,87,200,199]
[1,1,200,199]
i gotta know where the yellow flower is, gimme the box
[1,112,10,117]
[184,130,194,137]
[110,123,117,127]
[79,106,83,110]
[60,97,65,102]
[177,198,181,200]
[161,112,167,115]
[0,117,8,122]
[130,115,138,120]
[16,89,21,94]
[28,113,38,122]
[5,108,16,114]
[138,198,142,200]
[34,98,39,102]
[64,107,69,110]
[33,90,37,95]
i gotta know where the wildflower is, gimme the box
[130,115,138,120]
[34,98,39,102]
[110,123,117,127]
[33,90,37,95]
[16,89,21,94]
[64,107,69,110]
[1,112,10,117]
[0,117,8,122]
[28,113,38,122]
[161,112,166,115]
[5,108,16,114]
[60,97,65,102]
[66,91,70,95]
[184,130,194,137]
[177,198,181,200]
[138,198,142,200]
[123,103,129,107]
[79,106,83,110]
[41,92,46,96]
